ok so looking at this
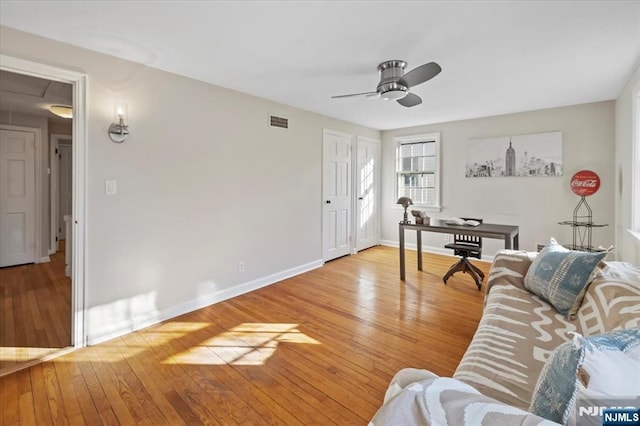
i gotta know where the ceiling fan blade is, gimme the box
[331,91,378,99]
[399,62,441,88]
[397,93,422,107]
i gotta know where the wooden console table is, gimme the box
[399,220,520,280]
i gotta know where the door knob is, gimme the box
[358,197,363,200]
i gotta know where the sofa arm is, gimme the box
[370,368,558,426]
[485,250,537,299]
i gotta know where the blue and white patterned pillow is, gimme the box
[529,329,640,425]
[524,238,606,319]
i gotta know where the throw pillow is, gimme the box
[524,238,607,319]
[529,329,640,425]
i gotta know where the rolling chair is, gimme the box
[443,218,484,290]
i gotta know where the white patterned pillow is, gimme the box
[524,238,606,319]
[529,329,640,425]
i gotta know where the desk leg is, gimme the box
[399,224,405,281]
[514,233,519,250]
[504,236,512,250]
[417,230,423,271]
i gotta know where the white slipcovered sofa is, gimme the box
[371,249,640,425]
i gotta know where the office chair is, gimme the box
[443,218,484,290]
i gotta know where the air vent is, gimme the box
[269,115,288,129]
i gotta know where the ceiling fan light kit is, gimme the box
[332,59,441,108]
[380,89,407,100]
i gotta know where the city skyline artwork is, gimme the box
[466,131,563,178]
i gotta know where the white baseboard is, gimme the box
[380,239,494,263]
[86,259,324,346]
[37,256,51,264]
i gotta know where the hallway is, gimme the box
[0,244,71,375]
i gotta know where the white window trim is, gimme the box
[629,86,640,244]
[393,132,442,212]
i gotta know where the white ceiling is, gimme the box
[0,70,72,121]
[1,1,639,130]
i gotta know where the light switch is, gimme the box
[105,180,117,195]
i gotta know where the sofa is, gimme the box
[370,249,640,425]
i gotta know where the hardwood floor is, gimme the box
[0,244,72,375]
[0,246,489,425]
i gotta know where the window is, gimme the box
[395,132,441,210]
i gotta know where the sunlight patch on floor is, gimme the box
[0,346,63,362]
[138,321,213,347]
[56,322,213,362]
[163,323,321,366]
[150,322,212,333]
[64,345,148,362]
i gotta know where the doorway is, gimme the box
[322,130,380,262]
[0,55,87,376]
[50,134,72,254]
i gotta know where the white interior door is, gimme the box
[58,143,72,241]
[0,129,36,267]
[356,136,380,251]
[322,130,352,261]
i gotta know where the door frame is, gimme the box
[1,54,88,349]
[49,134,72,254]
[354,135,381,252]
[0,125,42,263]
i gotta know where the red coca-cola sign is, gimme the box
[570,170,600,196]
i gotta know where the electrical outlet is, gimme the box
[238,261,245,273]
[445,234,452,242]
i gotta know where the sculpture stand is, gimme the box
[558,196,607,251]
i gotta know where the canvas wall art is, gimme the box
[465,131,563,178]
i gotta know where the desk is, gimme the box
[399,219,520,280]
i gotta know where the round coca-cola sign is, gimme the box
[570,170,600,196]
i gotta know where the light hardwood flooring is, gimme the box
[0,246,490,425]
[0,243,72,375]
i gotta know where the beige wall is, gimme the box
[1,26,381,343]
[615,62,640,264]
[48,120,72,138]
[380,101,616,258]
[0,110,50,260]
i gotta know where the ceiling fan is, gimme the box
[332,60,441,107]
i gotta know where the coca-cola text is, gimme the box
[571,179,598,187]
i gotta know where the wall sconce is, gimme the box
[108,103,129,143]
[396,197,413,223]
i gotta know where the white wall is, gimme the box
[380,102,616,258]
[0,110,50,260]
[615,63,640,264]
[0,26,381,344]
